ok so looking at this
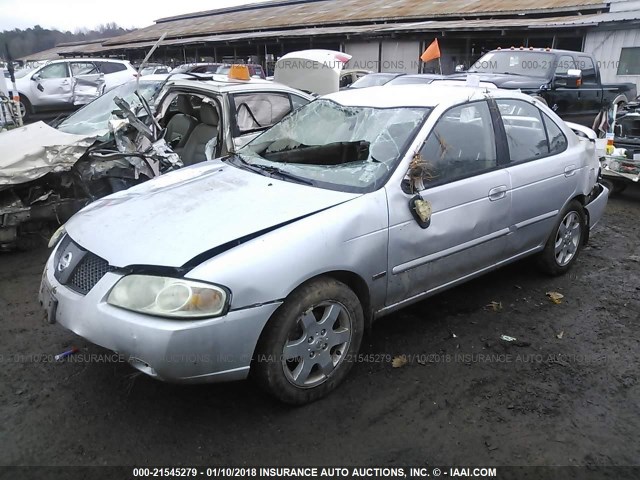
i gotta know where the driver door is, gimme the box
[29,63,73,107]
[386,100,512,305]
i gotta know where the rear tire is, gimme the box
[537,200,586,276]
[252,277,364,405]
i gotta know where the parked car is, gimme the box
[170,63,224,75]
[348,72,405,89]
[450,47,637,126]
[5,58,138,120]
[40,84,608,404]
[0,73,313,249]
[139,64,170,76]
[339,69,373,88]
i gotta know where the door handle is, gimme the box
[488,185,507,201]
[564,165,577,177]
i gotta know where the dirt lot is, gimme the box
[1,186,639,470]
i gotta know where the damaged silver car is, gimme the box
[40,85,608,404]
[0,74,313,249]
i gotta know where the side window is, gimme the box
[542,113,568,155]
[233,92,292,133]
[38,63,69,79]
[577,56,597,84]
[70,62,97,76]
[497,99,549,162]
[555,55,576,75]
[98,62,126,74]
[291,94,309,111]
[416,101,497,187]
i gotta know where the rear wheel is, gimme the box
[253,277,364,404]
[537,200,586,275]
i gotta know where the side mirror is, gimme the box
[554,69,582,88]
[31,74,39,82]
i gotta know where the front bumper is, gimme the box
[585,182,609,231]
[40,248,281,383]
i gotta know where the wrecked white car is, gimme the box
[6,58,139,120]
[0,74,313,249]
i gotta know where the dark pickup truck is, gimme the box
[450,48,637,127]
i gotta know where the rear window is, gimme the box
[98,62,127,74]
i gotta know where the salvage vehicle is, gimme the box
[450,48,637,127]
[40,84,608,404]
[339,69,373,88]
[274,49,352,95]
[139,64,170,76]
[0,72,313,250]
[5,58,138,120]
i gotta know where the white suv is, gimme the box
[6,58,137,120]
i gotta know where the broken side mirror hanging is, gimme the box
[409,194,432,229]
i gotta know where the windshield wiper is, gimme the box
[226,155,313,185]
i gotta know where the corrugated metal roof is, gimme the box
[94,15,600,53]
[536,10,640,24]
[103,0,607,46]
[20,40,107,61]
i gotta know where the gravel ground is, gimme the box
[1,186,639,471]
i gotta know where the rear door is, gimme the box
[69,61,104,105]
[29,62,72,107]
[496,98,579,255]
[386,100,512,305]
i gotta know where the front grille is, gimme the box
[68,253,113,295]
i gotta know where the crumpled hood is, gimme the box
[0,122,96,185]
[65,161,360,268]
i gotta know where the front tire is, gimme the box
[252,277,364,404]
[537,200,586,275]
[19,95,32,122]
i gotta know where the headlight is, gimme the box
[107,275,229,319]
[48,224,66,248]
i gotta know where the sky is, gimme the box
[0,0,265,31]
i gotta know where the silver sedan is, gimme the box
[40,85,609,404]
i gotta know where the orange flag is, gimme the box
[420,39,441,62]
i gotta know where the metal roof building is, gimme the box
[19,0,640,88]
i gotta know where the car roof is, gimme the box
[165,77,313,97]
[48,58,128,64]
[324,83,534,108]
[488,48,587,57]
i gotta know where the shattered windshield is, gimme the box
[236,99,430,193]
[57,80,164,136]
